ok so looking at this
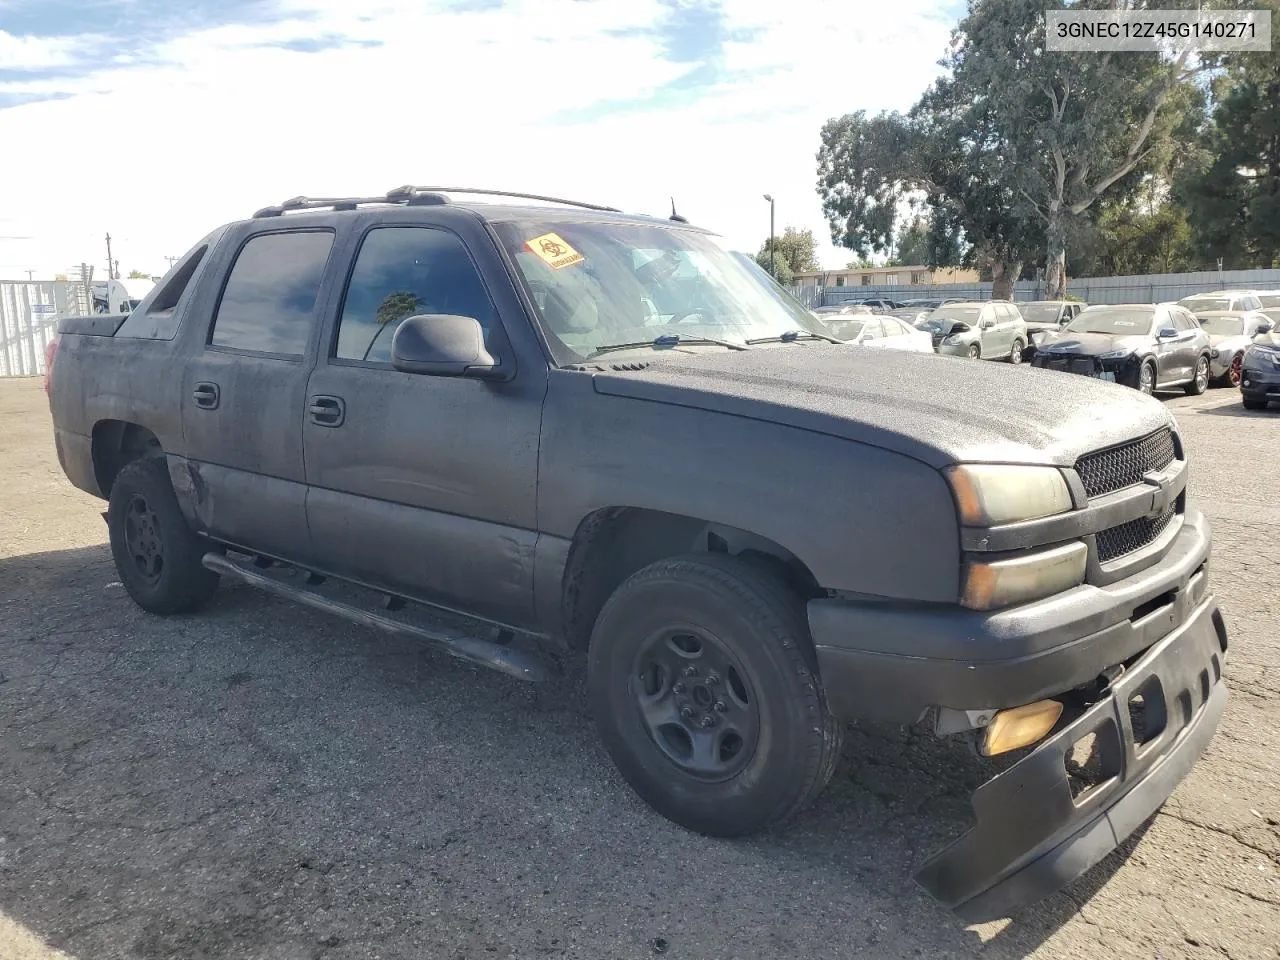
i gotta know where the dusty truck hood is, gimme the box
[589,345,1172,469]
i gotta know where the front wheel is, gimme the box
[1137,360,1157,395]
[1009,339,1025,364]
[107,457,220,614]
[1222,353,1242,387]
[966,343,981,360]
[1185,355,1210,396]
[587,554,842,838]
[1242,395,1268,411]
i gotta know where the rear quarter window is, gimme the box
[115,240,212,341]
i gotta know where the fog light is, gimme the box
[981,700,1064,756]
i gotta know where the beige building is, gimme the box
[792,264,980,288]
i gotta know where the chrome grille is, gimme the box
[1096,504,1177,563]
[1075,428,1176,499]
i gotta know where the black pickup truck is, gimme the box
[46,186,1227,922]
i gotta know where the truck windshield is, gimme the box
[491,219,827,363]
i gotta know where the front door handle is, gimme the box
[308,395,345,427]
[192,381,220,410]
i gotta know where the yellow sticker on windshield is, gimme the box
[526,232,585,270]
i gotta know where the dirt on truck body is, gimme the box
[45,186,1227,921]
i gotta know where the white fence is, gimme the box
[789,267,1280,309]
[1,281,91,377]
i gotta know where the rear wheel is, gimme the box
[1009,339,1025,364]
[107,457,219,614]
[587,553,842,837]
[1185,355,1210,396]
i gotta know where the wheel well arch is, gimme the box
[558,506,820,652]
[91,420,163,498]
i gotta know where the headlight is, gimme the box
[946,464,1074,526]
[961,541,1089,610]
[1097,349,1130,361]
[942,334,962,344]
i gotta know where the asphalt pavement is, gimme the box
[1,377,1277,960]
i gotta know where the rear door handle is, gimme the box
[192,381,220,410]
[308,395,345,427]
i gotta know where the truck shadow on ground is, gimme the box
[0,545,1147,960]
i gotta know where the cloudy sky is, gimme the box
[0,0,963,279]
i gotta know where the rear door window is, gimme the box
[209,231,334,357]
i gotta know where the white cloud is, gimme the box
[0,0,955,278]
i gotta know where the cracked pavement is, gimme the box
[1,377,1278,960]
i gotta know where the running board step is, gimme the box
[202,552,555,683]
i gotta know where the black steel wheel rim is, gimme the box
[1140,364,1155,394]
[1196,358,1208,391]
[630,626,760,782]
[124,494,164,585]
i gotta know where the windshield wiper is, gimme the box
[745,329,841,345]
[586,334,750,359]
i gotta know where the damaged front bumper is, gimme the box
[808,510,1227,921]
[914,595,1227,922]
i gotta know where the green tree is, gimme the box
[754,248,794,284]
[817,109,1038,298]
[1178,8,1280,269]
[817,1,1212,297]
[888,217,931,265]
[376,291,423,326]
[756,226,818,282]
[126,269,150,279]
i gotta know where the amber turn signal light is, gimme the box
[981,700,1064,756]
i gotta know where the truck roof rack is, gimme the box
[384,186,622,212]
[252,186,623,219]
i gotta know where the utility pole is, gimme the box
[25,270,34,281]
[105,233,116,280]
[164,255,179,270]
[763,194,775,278]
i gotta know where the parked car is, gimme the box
[894,298,966,327]
[1251,289,1280,326]
[1019,300,1088,363]
[1240,328,1280,410]
[1177,290,1265,315]
[923,300,1029,362]
[812,303,875,317]
[1031,303,1212,395]
[45,186,1226,923]
[824,314,933,352]
[1189,310,1274,387]
[1019,300,1086,335]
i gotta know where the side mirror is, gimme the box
[1260,321,1275,334]
[1157,327,1178,340]
[391,314,499,378]
[981,318,995,329]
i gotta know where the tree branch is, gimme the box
[1020,189,1051,222]
[1072,46,1193,215]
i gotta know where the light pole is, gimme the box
[763,194,775,278]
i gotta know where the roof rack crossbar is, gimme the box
[385,185,622,213]
[252,195,409,218]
